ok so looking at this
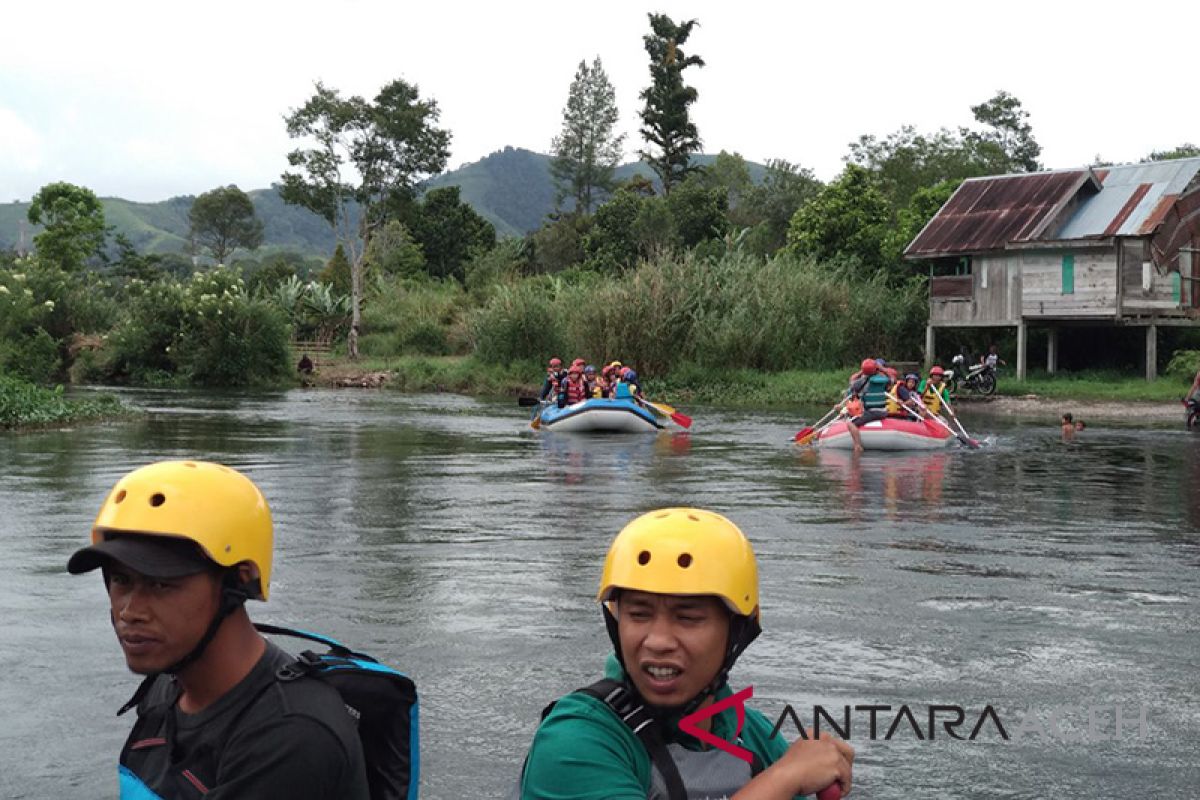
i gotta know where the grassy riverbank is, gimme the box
[997,370,1193,403]
[0,373,128,430]
[311,357,1195,409]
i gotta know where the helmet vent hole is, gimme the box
[687,513,699,522]
[637,550,651,566]
[184,462,197,468]
[149,493,166,507]
[114,490,126,504]
[677,553,693,568]
[655,512,669,519]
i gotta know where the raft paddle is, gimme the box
[795,398,849,445]
[935,390,981,448]
[886,389,976,448]
[642,399,693,428]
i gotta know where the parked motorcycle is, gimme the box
[946,354,998,397]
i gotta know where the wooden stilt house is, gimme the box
[904,157,1200,379]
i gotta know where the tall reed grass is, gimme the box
[468,251,927,372]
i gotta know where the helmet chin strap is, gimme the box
[164,574,251,675]
[602,605,761,720]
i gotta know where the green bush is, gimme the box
[171,271,291,387]
[362,276,467,356]
[100,268,291,387]
[464,239,527,298]
[468,281,566,364]
[0,265,62,381]
[1166,349,1200,380]
[104,280,188,383]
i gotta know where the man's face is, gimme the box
[106,562,221,674]
[616,590,729,707]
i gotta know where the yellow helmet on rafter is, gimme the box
[79,460,273,599]
[598,508,759,620]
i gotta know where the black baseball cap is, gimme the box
[68,533,214,578]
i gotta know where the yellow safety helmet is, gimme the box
[83,460,273,599]
[598,508,759,620]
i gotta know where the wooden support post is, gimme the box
[1146,324,1157,381]
[1047,328,1058,374]
[925,325,935,370]
[1016,320,1027,381]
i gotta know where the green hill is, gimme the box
[0,150,766,258]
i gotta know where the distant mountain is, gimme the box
[0,191,338,260]
[0,149,766,258]
[429,147,768,237]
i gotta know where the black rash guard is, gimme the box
[118,641,369,799]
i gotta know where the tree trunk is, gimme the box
[348,251,362,360]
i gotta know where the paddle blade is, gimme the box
[670,411,693,429]
[793,426,814,442]
[518,396,542,407]
[653,401,677,415]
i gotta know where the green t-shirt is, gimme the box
[520,655,792,800]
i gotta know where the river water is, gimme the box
[2,389,1198,799]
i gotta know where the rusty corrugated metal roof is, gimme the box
[904,170,1095,258]
[1056,157,1200,238]
[905,157,1200,259]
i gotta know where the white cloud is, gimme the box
[1,0,1197,201]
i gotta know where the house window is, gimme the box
[1061,254,1074,295]
[1172,271,1182,304]
[956,256,972,276]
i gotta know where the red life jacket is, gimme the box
[565,377,588,404]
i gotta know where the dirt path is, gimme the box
[957,395,1183,423]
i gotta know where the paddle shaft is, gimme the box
[641,398,692,428]
[933,388,980,447]
[886,388,971,446]
[796,398,849,444]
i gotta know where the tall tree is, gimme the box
[26,182,106,272]
[741,159,822,254]
[694,151,752,219]
[787,165,897,280]
[550,57,625,214]
[188,185,264,265]
[846,125,991,208]
[637,14,705,195]
[410,187,496,282]
[964,90,1042,173]
[280,79,450,358]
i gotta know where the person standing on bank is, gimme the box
[68,460,369,799]
[518,508,853,799]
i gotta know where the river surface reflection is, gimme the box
[2,389,1198,798]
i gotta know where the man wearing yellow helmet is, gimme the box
[68,461,369,800]
[518,508,853,799]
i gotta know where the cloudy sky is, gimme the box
[2,0,1197,203]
